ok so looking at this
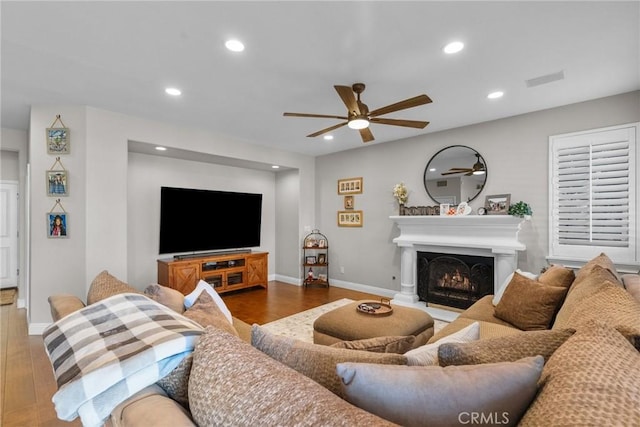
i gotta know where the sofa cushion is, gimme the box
[404,322,479,366]
[495,272,568,330]
[622,273,640,302]
[48,294,85,321]
[438,328,575,366]
[251,325,407,397]
[87,270,141,305]
[460,295,518,327]
[189,326,396,427]
[563,280,640,336]
[553,264,621,329]
[538,264,575,289]
[574,252,620,283]
[519,322,640,426]
[143,284,185,314]
[492,270,538,305]
[330,335,416,354]
[183,291,238,337]
[184,280,232,324]
[155,355,193,410]
[109,384,195,427]
[428,317,520,344]
[336,356,543,427]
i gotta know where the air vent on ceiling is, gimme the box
[525,70,565,88]
[437,180,448,187]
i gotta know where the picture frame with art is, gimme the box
[305,256,317,265]
[337,177,363,195]
[485,194,511,215]
[47,212,68,238]
[317,254,326,265]
[46,170,69,196]
[337,210,363,227]
[344,195,354,209]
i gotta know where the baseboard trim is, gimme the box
[328,279,396,299]
[274,274,301,286]
[17,298,25,309]
[29,322,50,335]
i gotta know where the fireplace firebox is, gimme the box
[417,252,494,310]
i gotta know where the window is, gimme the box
[549,123,638,265]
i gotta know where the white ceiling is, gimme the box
[2,1,638,157]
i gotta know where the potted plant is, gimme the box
[508,201,533,219]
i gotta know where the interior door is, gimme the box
[0,181,19,289]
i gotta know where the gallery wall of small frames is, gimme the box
[337,177,363,227]
[46,115,70,238]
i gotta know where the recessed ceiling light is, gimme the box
[271,165,280,169]
[165,87,181,96]
[429,168,436,172]
[323,135,334,140]
[443,41,464,54]
[487,91,504,99]
[225,39,245,52]
[155,146,167,151]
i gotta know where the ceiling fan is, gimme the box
[283,83,432,143]
[441,153,486,176]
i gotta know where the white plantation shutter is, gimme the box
[550,123,638,263]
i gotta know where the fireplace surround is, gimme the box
[390,215,526,321]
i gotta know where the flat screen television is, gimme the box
[159,186,262,255]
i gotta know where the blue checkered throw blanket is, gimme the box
[43,293,203,427]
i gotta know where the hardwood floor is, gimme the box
[1,281,383,426]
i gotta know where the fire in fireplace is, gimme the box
[417,252,494,310]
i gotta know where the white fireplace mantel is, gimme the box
[389,215,526,321]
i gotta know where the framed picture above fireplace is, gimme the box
[485,194,511,215]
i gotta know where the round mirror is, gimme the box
[423,145,487,204]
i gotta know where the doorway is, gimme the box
[0,181,19,289]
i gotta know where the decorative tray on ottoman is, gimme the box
[356,298,393,316]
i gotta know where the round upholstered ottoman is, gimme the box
[313,300,434,347]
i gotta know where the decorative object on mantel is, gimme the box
[46,157,69,197]
[46,115,70,154]
[392,182,408,205]
[508,201,533,219]
[399,204,440,216]
[337,177,363,195]
[485,194,511,215]
[47,199,68,238]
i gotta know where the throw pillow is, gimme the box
[184,280,232,324]
[183,291,238,337]
[86,270,141,305]
[189,326,396,426]
[622,273,640,302]
[538,264,575,289]
[438,328,575,366]
[403,322,479,366]
[156,354,193,409]
[494,272,568,330]
[251,325,407,397]
[519,321,640,425]
[143,283,185,314]
[330,335,416,354]
[492,270,538,306]
[336,356,543,427]
[574,252,620,283]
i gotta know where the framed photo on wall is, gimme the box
[485,194,511,215]
[344,195,354,209]
[337,210,363,227]
[47,212,68,238]
[46,170,69,196]
[46,128,70,154]
[337,177,363,195]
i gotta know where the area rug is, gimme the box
[260,298,447,343]
[0,288,17,306]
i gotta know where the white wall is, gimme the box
[1,128,29,307]
[1,150,19,180]
[316,91,640,292]
[127,152,277,287]
[28,106,315,328]
[275,169,300,281]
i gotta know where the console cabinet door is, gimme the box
[170,262,200,294]
[247,253,268,286]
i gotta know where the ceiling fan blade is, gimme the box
[441,169,472,175]
[370,118,429,129]
[359,127,375,143]
[334,85,361,115]
[369,94,432,117]
[307,122,348,138]
[284,112,348,120]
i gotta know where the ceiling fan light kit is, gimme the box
[283,83,432,143]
